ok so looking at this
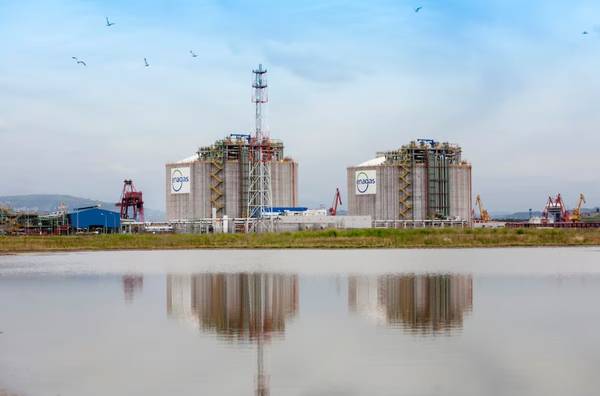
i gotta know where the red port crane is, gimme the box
[542,193,569,223]
[116,179,145,222]
[328,188,342,216]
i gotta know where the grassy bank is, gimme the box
[2,228,600,253]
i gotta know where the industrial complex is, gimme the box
[165,64,299,232]
[0,180,144,235]
[347,139,472,224]
[163,65,473,233]
[3,64,599,236]
[165,135,298,222]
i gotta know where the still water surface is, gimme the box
[1,248,600,396]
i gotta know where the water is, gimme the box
[1,248,600,396]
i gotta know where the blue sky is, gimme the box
[1,0,600,212]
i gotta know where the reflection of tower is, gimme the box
[122,275,143,302]
[166,273,299,394]
[247,64,274,232]
[348,274,473,334]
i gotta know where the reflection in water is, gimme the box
[122,275,143,303]
[167,273,299,395]
[166,273,298,339]
[0,388,21,396]
[349,274,473,334]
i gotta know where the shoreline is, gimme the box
[1,245,598,256]
[2,228,600,254]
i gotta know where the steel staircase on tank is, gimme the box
[210,158,225,217]
[398,159,412,220]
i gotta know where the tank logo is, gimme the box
[171,167,191,194]
[355,170,376,195]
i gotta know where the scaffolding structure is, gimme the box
[0,205,13,234]
[0,204,69,235]
[197,135,285,225]
[377,139,463,220]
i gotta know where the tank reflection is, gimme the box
[0,388,21,396]
[166,273,299,395]
[348,274,473,334]
[122,275,143,303]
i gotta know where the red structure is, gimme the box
[328,188,342,216]
[542,193,569,223]
[116,179,144,222]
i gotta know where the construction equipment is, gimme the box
[542,193,569,223]
[475,194,490,222]
[116,179,145,222]
[570,193,586,222]
[328,188,342,216]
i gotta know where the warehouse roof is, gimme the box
[356,157,386,167]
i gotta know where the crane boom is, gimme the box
[570,193,586,222]
[328,188,342,216]
[475,194,490,222]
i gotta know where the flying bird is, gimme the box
[72,56,86,66]
[582,31,589,35]
[144,58,150,67]
[190,50,198,58]
[106,17,115,27]
[415,6,423,13]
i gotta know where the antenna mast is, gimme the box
[247,64,274,232]
[253,64,268,140]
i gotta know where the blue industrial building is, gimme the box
[68,207,121,232]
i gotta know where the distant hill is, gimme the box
[492,211,543,221]
[0,194,165,221]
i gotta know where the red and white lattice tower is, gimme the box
[247,64,273,232]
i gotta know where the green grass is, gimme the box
[1,228,600,253]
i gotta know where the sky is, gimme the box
[1,0,600,212]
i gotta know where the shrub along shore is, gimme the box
[1,228,600,253]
